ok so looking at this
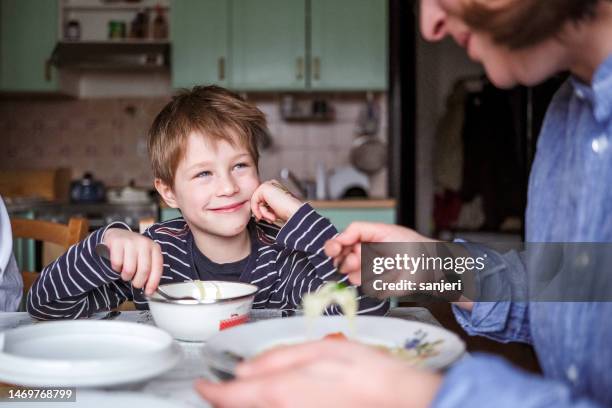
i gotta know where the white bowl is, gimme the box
[146,281,258,342]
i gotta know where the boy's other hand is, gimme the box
[101,228,163,296]
[251,180,303,225]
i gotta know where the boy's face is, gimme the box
[157,131,260,239]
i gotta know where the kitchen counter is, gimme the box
[5,199,156,214]
[308,199,395,209]
[159,199,395,209]
[6,200,158,231]
[159,199,396,230]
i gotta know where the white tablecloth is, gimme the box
[0,307,441,407]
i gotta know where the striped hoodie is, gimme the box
[27,203,388,319]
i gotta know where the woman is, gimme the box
[196,0,612,406]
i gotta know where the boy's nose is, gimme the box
[420,0,449,42]
[218,176,239,196]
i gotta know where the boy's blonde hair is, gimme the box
[148,85,267,186]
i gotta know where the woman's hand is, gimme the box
[195,339,442,408]
[250,180,303,225]
[324,222,436,285]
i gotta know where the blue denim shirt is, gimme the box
[433,54,612,408]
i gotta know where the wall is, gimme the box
[415,36,483,235]
[0,93,387,198]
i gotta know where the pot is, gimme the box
[70,173,105,203]
[349,135,387,175]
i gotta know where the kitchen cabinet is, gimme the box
[171,0,229,88]
[0,0,59,92]
[317,207,394,231]
[230,0,306,91]
[160,207,181,222]
[170,0,387,91]
[310,0,387,90]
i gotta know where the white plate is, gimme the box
[203,316,466,376]
[0,321,181,387]
[5,391,194,408]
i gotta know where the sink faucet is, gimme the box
[280,168,308,199]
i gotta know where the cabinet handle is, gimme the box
[313,57,321,81]
[296,57,304,80]
[218,57,226,81]
[45,59,52,82]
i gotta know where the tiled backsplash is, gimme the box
[0,93,387,198]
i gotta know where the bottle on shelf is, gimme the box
[129,10,149,39]
[151,5,168,40]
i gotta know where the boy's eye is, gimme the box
[196,171,212,178]
[234,162,249,169]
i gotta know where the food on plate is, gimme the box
[302,282,358,319]
[265,329,443,367]
[322,329,443,366]
[323,332,348,341]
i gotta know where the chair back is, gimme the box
[11,217,89,294]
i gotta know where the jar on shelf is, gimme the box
[108,20,127,39]
[64,19,81,41]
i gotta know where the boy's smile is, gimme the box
[209,201,248,213]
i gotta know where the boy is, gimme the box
[27,86,387,319]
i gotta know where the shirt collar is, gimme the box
[570,53,612,125]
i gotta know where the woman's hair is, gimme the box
[148,85,267,187]
[461,0,606,49]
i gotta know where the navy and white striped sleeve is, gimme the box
[26,222,133,320]
[275,203,389,316]
[276,203,338,280]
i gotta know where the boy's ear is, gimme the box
[155,178,179,208]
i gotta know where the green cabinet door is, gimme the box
[231,0,306,91]
[317,208,395,232]
[171,0,230,88]
[310,0,387,90]
[0,0,58,92]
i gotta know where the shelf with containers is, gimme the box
[59,0,170,43]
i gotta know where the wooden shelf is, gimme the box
[282,114,335,123]
[63,5,169,11]
[57,39,169,45]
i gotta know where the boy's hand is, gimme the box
[251,180,303,225]
[101,228,163,296]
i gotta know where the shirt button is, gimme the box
[575,252,590,268]
[566,364,578,383]
[592,135,609,153]
[575,89,585,99]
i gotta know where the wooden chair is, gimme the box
[11,217,89,294]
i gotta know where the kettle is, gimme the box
[70,172,106,203]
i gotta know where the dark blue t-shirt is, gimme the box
[191,221,259,282]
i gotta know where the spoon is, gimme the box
[94,243,199,302]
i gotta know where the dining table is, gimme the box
[0,307,444,407]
